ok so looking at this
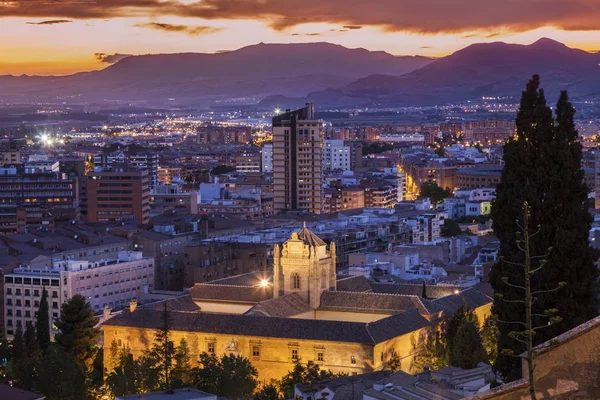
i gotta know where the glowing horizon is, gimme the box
[1,1,599,75]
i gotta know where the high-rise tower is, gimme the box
[272,103,323,214]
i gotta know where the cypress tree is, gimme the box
[490,76,599,381]
[421,280,428,299]
[36,287,51,352]
[24,321,40,359]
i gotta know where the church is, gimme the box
[103,226,492,381]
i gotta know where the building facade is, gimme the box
[87,166,150,224]
[273,103,323,214]
[3,251,154,338]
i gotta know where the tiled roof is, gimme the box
[432,286,493,315]
[105,309,376,344]
[206,271,267,287]
[319,291,431,315]
[140,295,200,313]
[297,227,326,247]
[366,309,431,343]
[336,275,374,293]
[188,283,272,304]
[244,293,312,317]
[371,282,463,299]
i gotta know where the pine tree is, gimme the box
[480,316,499,365]
[490,76,599,381]
[445,304,479,364]
[36,287,51,352]
[451,321,488,369]
[55,294,100,368]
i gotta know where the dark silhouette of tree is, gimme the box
[445,305,479,364]
[441,219,462,237]
[171,338,192,389]
[421,280,428,299]
[490,75,598,381]
[253,383,281,400]
[55,294,100,368]
[24,321,40,360]
[418,182,453,205]
[278,359,335,399]
[451,320,488,369]
[149,302,174,392]
[192,352,258,399]
[38,345,87,400]
[211,164,235,175]
[36,287,50,352]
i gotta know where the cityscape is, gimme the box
[1,2,600,400]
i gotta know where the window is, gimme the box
[252,346,260,357]
[291,349,298,360]
[351,356,357,364]
[317,352,324,362]
[52,302,58,309]
[207,342,215,354]
[292,273,301,290]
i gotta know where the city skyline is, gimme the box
[1,0,599,75]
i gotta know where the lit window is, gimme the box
[351,356,356,364]
[207,342,215,354]
[252,345,260,357]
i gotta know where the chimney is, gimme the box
[129,299,138,312]
[103,305,111,320]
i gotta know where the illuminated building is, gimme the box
[261,143,273,173]
[103,227,492,382]
[87,165,150,224]
[272,103,323,214]
[0,168,79,234]
[158,166,182,184]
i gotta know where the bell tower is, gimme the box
[273,224,336,309]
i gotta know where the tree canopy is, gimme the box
[490,75,599,381]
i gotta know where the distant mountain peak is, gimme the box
[530,37,568,49]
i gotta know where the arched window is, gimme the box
[292,273,301,289]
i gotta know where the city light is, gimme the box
[259,279,270,288]
[274,108,281,115]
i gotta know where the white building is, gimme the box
[3,251,154,338]
[261,143,273,173]
[323,139,352,172]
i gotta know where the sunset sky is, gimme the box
[1,0,599,76]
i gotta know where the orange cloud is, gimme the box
[133,22,222,36]
[1,0,600,34]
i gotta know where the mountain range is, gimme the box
[1,39,599,107]
[0,43,431,105]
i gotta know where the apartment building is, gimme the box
[272,103,323,214]
[3,251,154,338]
[87,165,150,224]
[0,167,79,234]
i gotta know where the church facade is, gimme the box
[103,227,492,382]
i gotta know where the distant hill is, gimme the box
[0,42,432,105]
[335,38,600,106]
